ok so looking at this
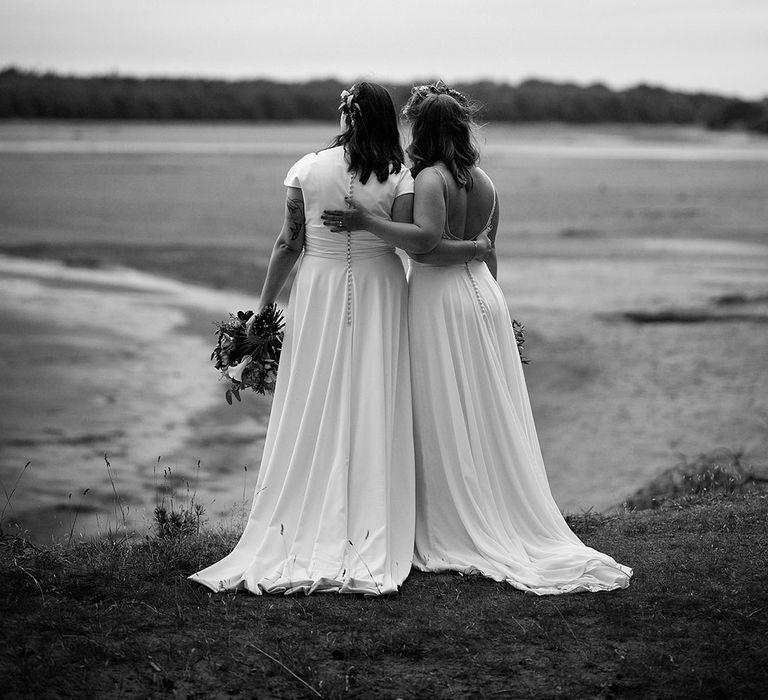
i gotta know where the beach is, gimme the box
[0,255,269,540]
[1,121,767,540]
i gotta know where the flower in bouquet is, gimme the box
[211,305,285,403]
[227,355,253,383]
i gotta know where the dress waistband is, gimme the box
[303,226,395,260]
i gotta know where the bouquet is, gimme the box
[211,305,285,404]
[512,319,530,365]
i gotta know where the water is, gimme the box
[1,121,766,541]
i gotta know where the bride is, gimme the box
[190,82,418,595]
[324,83,632,594]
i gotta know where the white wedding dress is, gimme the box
[408,169,632,594]
[190,147,416,595]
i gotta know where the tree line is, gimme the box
[1,68,765,133]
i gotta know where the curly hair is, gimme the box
[402,81,480,190]
[328,81,405,185]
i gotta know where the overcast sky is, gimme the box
[1,0,766,98]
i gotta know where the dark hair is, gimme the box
[328,81,404,185]
[403,82,480,189]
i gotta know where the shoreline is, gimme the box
[0,254,267,542]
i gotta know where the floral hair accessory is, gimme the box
[402,80,474,121]
[412,81,468,105]
[339,88,361,117]
[413,83,440,96]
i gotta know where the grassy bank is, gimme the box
[2,486,767,699]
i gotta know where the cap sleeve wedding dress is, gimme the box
[190,147,415,595]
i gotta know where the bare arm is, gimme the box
[257,187,305,310]
[391,192,414,225]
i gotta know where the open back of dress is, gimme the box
[408,168,632,594]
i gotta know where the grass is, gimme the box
[624,448,768,510]
[1,481,767,698]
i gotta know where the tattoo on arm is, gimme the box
[286,197,306,241]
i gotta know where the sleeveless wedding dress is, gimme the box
[408,169,632,594]
[190,147,415,595]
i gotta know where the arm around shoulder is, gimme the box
[321,168,444,254]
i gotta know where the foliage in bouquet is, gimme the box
[512,319,530,365]
[212,305,285,403]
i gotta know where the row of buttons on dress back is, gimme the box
[464,261,488,319]
[464,225,494,320]
[346,171,354,326]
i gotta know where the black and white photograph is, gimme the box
[1,1,766,697]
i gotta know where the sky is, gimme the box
[1,0,766,99]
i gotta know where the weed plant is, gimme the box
[153,458,206,539]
